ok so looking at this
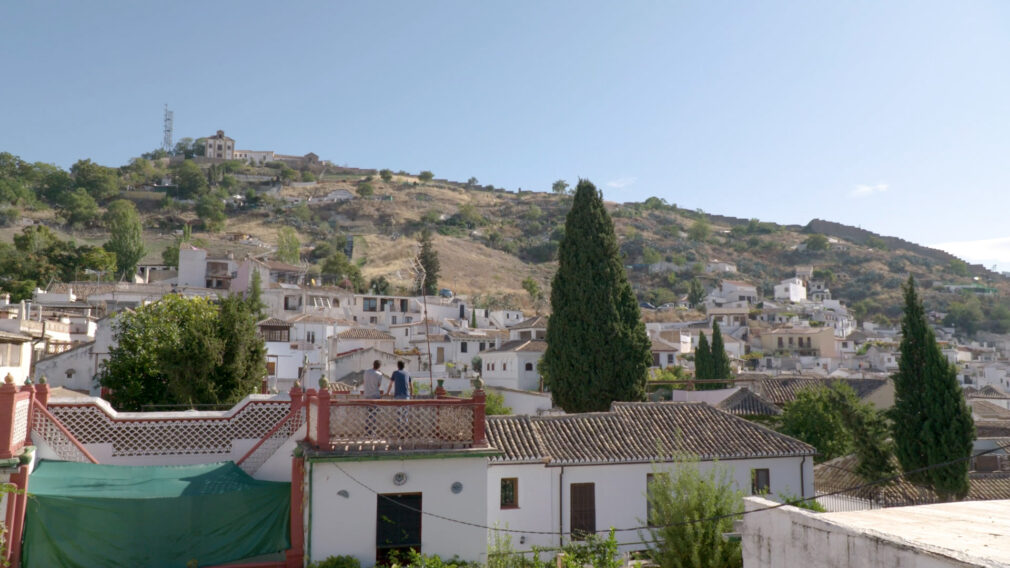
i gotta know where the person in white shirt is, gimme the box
[362,360,384,399]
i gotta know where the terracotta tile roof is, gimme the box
[337,328,394,340]
[257,317,292,328]
[969,385,1010,399]
[650,338,678,352]
[977,422,1010,438]
[815,454,1010,504]
[509,315,547,330]
[486,402,813,465]
[970,400,1010,421]
[755,377,889,406]
[716,388,782,417]
[486,339,547,353]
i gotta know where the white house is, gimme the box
[774,277,807,303]
[715,280,759,304]
[485,402,816,554]
[481,339,547,391]
[0,331,32,385]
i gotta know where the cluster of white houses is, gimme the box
[0,247,1007,565]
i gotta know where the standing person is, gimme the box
[386,361,413,400]
[362,360,384,399]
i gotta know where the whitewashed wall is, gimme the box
[309,456,488,567]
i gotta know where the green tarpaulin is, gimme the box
[22,460,290,568]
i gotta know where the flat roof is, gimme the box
[822,499,1010,566]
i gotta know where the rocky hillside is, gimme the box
[2,151,1007,335]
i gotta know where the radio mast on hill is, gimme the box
[162,104,174,152]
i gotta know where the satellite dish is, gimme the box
[393,472,408,486]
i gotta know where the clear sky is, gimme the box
[3,2,1008,266]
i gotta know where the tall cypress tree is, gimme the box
[891,276,974,500]
[708,322,732,390]
[417,227,440,295]
[694,332,712,390]
[542,179,651,412]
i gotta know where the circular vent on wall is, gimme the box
[393,472,408,486]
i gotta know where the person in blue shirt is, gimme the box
[386,360,413,399]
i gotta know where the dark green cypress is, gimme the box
[890,276,974,500]
[707,322,732,390]
[694,332,712,390]
[542,180,651,412]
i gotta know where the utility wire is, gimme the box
[331,445,1001,536]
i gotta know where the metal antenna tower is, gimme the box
[162,104,174,152]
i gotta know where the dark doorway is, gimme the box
[570,482,596,540]
[376,493,421,564]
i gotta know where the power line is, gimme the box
[331,445,1002,536]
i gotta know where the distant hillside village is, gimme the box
[0,240,1006,566]
[1,141,1008,567]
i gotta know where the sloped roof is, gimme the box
[486,339,547,354]
[970,385,1010,399]
[978,421,1010,438]
[257,317,291,328]
[716,387,782,417]
[286,313,342,324]
[486,402,813,465]
[337,328,394,340]
[509,316,547,330]
[755,377,889,406]
[815,454,1010,504]
[446,329,508,341]
[970,400,1010,421]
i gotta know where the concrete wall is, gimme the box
[741,497,977,568]
[308,456,488,567]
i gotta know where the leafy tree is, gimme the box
[643,457,743,568]
[173,160,209,198]
[276,227,301,264]
[417,227,440,295]
[379,169,393,182]
[246,269,266,320]
[418,170,434,183]
[465,176,478,188]
[803,234,829,251]
[103,199,147,279]
[687,278,705,309]
[161,224,192,268]
[369,276,391,295]
[890,277,974,500]
[60,188,100,227]
[196,195,226,232]
[70,158,120,201]
[356,182,374,197]
[99,294,265,411]
[780,383,856,462]
[947,259,970,277]
[551,179,569,194]
[865,236,888,250]
[521,276,544,313]
[320,252,364,292]
[541,179,651,412]
[687,215,710,241]
[943,298,983,336]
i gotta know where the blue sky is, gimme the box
[3,2,1009,266]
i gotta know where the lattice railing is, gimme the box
[47,399,292,458]
[308,389,488,452]
[30,401,96,463]
[236,408,305,475]
[329,403,474,449]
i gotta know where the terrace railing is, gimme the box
[304,387,487,452]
